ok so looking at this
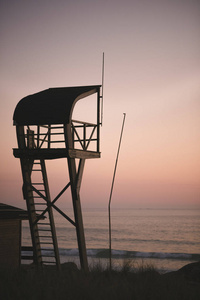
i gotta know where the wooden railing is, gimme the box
[71,120,99,152]
[24,120,100,153]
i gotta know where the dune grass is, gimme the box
[0,261,199,300]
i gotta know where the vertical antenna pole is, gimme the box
[108,113,126,270]
[101,52,104,125]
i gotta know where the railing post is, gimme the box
[97,90,100,152]
[48,125,51,149]
[27,129,34,149]
[83,124,86,150]
[72,122,75,149]
[37,126,40,148]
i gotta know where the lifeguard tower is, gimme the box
[13,85,102,271]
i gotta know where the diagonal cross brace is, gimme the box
[71,123,84,149]
[85,125,97,150]
[32,182,76,226]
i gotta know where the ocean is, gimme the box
[22,208,200,273]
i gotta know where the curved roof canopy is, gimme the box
[13,85,101,125]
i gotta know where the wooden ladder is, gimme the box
[22,157,60,269]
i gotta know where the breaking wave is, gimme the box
[58,248,200,261]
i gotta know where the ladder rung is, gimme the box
[38,227,51,230]
[48,132,64,135]
[38,228,51,231]
[32,169,42,171]
[32,183,44,185]
[43,261,56,264]
[50,140,65,143]
[21,256,33,260]
[40,242,54,245]
[42,255,56,258]
[38,223,50,225]
[41,248,54,251]
[50,126,64,129]
[39,236,52,238]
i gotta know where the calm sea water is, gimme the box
[22,208,200,273]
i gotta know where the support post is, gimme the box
[64,124,89,272]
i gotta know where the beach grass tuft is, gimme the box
[0,261,199,300]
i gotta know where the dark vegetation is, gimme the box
[0,261,200,300]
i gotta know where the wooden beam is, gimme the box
[13,148,100,160]
[68,149,100,159]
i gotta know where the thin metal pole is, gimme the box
[101,52,104,125]
[108,113,126,270]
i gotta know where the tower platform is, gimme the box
[13,148,101,159]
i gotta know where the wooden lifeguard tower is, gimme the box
[13,85,102,271]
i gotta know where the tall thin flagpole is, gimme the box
[101,52,104,125]
[108,113,126,270]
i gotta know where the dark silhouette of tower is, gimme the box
[13,85,102,271]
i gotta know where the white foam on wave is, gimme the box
[59,248,79,256]
[37,247,196,261]
[112,250,127,256]
[134,251,192,259]
[87,249,98,256]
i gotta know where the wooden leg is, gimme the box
[67,157,88,272]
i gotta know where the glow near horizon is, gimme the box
[0,0,199,209]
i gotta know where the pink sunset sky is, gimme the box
[0,0,199,210]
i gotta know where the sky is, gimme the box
[0,0,200,210]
